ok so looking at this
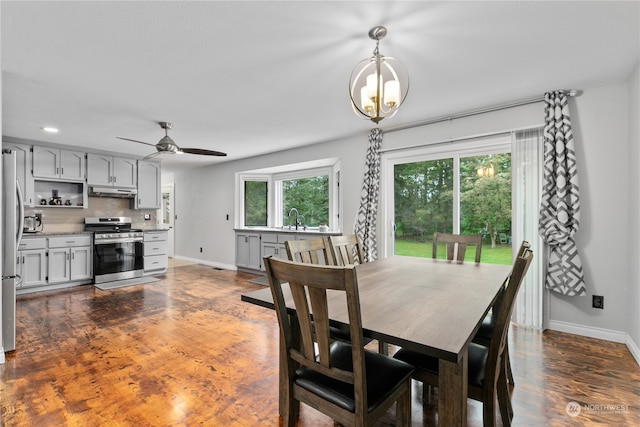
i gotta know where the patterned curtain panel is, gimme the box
[539,91,586,296]
[355,128,383,262]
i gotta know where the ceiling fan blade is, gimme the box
[142,151,164,161]
[181,147,227,157]
[116,137,158,147]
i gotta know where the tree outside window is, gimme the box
[282,176,329,228]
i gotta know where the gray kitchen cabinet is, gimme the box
[236,232,261,271]
[87,154,137,188]
[17,238,47,288]
[2,141,34,206]
[136,160,161,209]
[33,146,85,181]
[47,235,93,285]
[260,233,290,270]
[143,231,168,274]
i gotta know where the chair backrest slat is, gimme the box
[328,234,365,266]
[285,238,332,265]
[432,232,483,263]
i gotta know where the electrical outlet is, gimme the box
[200,247,203,253]
[592,295,604,309]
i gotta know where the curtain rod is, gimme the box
[383,89,580,134]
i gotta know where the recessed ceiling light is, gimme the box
[42,127,59,133]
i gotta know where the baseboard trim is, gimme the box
[172,255,237,271]
[548,320,640,367]
[625,335,640,367]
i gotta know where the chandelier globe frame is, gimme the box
[349,26,409,124]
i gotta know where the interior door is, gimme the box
[160,184,175,258]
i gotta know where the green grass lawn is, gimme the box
[394,238,513,265]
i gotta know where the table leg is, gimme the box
[438,349,468,426]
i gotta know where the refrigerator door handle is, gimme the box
[16,180,24,248]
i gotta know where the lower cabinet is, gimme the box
[143,231,168,274]
[18,234,92,292]
[260,233,290,270]
[236,233,261,271]
[235,231,338,272]
[17,238,47,288]
[47,235,93,285]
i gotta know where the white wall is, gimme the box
[172,135,367,269]
[169,79,637,349]
[629,62,640,356]
[547,82,630,336]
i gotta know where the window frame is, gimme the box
[380,136,511,258]
[236,160,340,231]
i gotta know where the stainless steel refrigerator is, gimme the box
[2,149,24,358]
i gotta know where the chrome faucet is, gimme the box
[288,208,300,230]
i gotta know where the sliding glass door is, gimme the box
[382,136,512,264]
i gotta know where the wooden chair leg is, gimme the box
[396,382,412,427]
[504,341,515,385]
[378,340,389,355]
[422,384,432,405]
[498,372,512,426]
[482,386,497,427]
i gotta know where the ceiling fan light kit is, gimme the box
[349,26,409,124]
[117,122,227,159]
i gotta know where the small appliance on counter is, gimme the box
[23,214,43,233]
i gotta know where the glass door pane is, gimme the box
[460,153,512,264]
[393,158,453,256]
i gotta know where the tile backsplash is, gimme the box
[25,197,158,233]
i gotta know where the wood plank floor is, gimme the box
[1,263,638,426]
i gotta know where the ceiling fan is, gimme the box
[117,122,227,160]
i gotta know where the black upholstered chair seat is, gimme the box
[475,310,495,340]
[393,342,489,388]
[296,341,414,413]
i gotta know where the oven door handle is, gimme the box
[94,237,143,245]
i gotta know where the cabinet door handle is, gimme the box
[71,252,75,260]
[67,252,70,260]
[61,167,64,175]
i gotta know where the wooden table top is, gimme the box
[242,256,511,363]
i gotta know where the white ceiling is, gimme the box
[2,1,639,173]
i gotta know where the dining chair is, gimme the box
[327,234,390,354]
[284,237,332,265]
[393,247,533,427]
[432,232,483,263]
[285,237,374,347]
[263,256,414,427]
[328,234,365,266]
[474,241,531,389]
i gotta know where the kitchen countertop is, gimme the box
[234,227,341,235]
[21,231,93,237]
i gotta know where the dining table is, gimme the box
[241,255,512,426]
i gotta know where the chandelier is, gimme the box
[349,26,409,124]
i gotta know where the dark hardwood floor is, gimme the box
[1,263,638,426]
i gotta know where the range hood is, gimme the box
[89,186,137,198]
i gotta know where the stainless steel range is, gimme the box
[85,217,144,284]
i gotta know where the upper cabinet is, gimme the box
[33,147,85,181]
[2,142,34,206]
[87,154,137,188]
[136,160,161,209]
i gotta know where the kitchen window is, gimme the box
[244,180,268,226]
[237,159,340,230]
